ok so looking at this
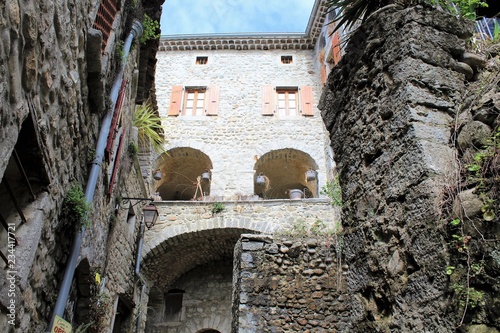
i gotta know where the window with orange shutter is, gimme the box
[168,85,219,116]
[262,86,314,117]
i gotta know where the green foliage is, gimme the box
[127,142,138,158]
[321,175,343,207]
[450,218,461,226]
[494,20,500,43]
[211,202,225,215]
[453,284,484,308]
[433,0,488,20]
[325,0,391,35]
[63,184,91,228]
[115,40,125,61]
[480,194,496,221]
[446,265,456,275]
[140,14,160,44]
[467,288,484,308]
[133,104,167,154]
[325,0,487,37]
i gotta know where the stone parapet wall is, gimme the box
[143,199,340,259]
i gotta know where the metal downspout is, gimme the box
[135,277,147,333]
[135,222,145,276]
[48,20,143,330]
[135,222,146,332]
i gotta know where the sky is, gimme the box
[160,0,316,35]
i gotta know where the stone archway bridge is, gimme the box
[141,198,339,288]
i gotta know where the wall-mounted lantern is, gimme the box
[121,197,159,229]
[305,168,317,182]
[201,170,211,181]
[256,173,266,186]
[142,203,159,229]
[153,169,162,181]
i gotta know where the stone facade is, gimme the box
[0,0,157,332]
[154,48,333,198]
[142,199,340,333]
[142,23,340,332]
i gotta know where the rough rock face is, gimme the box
[318,5,475,332]
[233,235,345,332]
[0,1,147,332]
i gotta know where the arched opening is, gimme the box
[153,147,213,200]
[196,329,221,333]
[143,228,257,333]
[254,148,319,199]
[72,259,91,328]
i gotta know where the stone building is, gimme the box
[0,0,163,332]
[3,0,497,332]
[0,0,341,332]
[140,1,341,332]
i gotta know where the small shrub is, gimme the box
[140,14,160,44]
[321,175,342,207]
[63,184,91,228]
[127,142,138,158]
[211,202,225,215]
[133,104,167,154]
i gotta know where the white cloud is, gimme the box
[160,0,316,35]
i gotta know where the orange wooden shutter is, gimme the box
[321,65,327,85]
[300,86,314,116]
[262,85,274,115]
[168,86,183,116]
[331,32,342,65]
[206,85,219,116]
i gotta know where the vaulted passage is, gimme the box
[142,227,255,333]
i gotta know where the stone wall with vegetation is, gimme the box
[0,0,153,332]
[317,4,499,332]
[233,8,499,331]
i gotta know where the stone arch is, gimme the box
[72,258,91,327]
[254,148,319,199]
[143,226,261,289]
[153,147,213,200]
[143,227,256,333]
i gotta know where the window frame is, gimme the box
[196,56,208,65]
[262,85,314,117]
[280,55,293,64]
[182,87,207,116]
[276,87,299,116]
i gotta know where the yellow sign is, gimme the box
[51,315,72,333]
